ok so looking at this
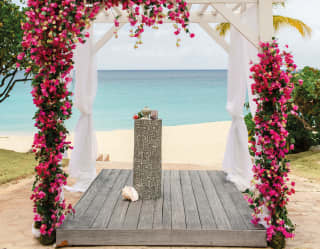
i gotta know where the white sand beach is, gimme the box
[0,121,231,167]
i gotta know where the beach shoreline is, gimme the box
[0,121,231,166]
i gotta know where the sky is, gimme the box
[13,0,320,70]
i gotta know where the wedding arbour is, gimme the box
[20,0,297,247]
[90,0,274,53]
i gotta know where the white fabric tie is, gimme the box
[223,114,253,191]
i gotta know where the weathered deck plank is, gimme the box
[208,171,248,230]
[198,170,231,229]
[91,170,130,228]
[123,186,143,229]
[161,170,171,229]
[180,171,201,230]
[57,169,267,247]
[78,169,120,228]
[189,170,216,229]
[61,170,115,228]
[216,172,265,230]
[138,200,155,229]
[152,171,164,229]
[107,171,132,229]
[170,170,186,230]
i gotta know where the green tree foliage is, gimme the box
[0,0,31,103]
[289,67,320,152]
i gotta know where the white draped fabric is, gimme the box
[242,7,260,117]
[222,6,258,191]
[66,27,98,193]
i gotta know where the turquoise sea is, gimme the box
[0,70,230,133]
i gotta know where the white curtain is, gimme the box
[65,26,98,192]
[222,6,258,191]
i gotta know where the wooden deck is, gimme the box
[57,169,267,247]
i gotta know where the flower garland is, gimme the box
[246,39,299,247]
[20,0,192,245]
[20,0,100,244]
[109,0,194,47]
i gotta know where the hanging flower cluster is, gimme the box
[246,39,299,246]
[20,0,192,245]
[104,0,193,47]
[109,0,193,47]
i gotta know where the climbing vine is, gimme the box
[246,39,299,248]
[20,0,191,245]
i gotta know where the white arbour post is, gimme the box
[68,0,281,193]
[258,0,273,43]
[252,0,273,226]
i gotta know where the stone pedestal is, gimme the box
[133,119,162,200]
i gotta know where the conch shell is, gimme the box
[122,186,139,202]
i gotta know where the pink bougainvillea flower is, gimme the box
[17,52,25,60]
[40,224,47,235]
[34,214,42,222]
[247,39,297,242]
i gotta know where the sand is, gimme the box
[0,121,231,166]
[0,163,320,249]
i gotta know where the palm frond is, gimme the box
[216,15,312,38]
[273,1,286,7]
[273,15,312,37]
[215,22,231,37]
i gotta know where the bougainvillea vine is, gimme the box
[20,0,192,245]
[246,39,300,248]
[20,0,100,244]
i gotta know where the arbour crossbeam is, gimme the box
[92,0,284,54]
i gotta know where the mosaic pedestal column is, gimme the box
[133,119,162,200]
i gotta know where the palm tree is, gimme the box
[215,3,312,38]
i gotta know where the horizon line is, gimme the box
[96,68,228,71]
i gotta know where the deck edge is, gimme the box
[56,228,267,247]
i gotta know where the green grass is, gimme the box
[1,149,319,185]
[288,151,320,182]
[0,149,68,185]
